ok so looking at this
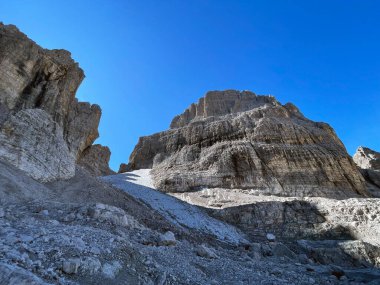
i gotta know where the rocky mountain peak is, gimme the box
[170,90,284,129]
[128,90,367,198]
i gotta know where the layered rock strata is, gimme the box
[128,90,367,198]
[0,23,112,180]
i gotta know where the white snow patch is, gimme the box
[102,169,247,244]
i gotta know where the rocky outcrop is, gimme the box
[353,147,380,197]
[118,163,130,173]
[353,147,380,171]
[0,23,112,180]
[128,90,367,198]
[78,145,115,176]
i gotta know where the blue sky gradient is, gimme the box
[1,1,379,170]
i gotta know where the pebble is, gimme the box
[266,233,276,242]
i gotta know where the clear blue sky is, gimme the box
[1,1,379,170]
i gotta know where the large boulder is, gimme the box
[0,23,112,180]
[128,90,367,198]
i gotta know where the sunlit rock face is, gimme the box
[354,146,380,171]
[129,90,367,198]
[354,146,380,197]
[0,23,111,180]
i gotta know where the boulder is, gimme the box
[195,244,218,259]
[158,231,176,246]
[129,90,367,198]
[62,258,80,274]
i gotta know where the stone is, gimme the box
[86,203,139,228]
[102,261,122,279]
[80,257,101,274]
[266,233,276,242]
[0,23,112,181]
[159,231,176,246]
[62,258,80,274]
[195,244,218,259]
[128,90,367,198]
[271,243,296,259]
[0,262,51,285]
[78,144,115,176]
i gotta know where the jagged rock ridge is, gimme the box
[0,23,113,181]
[128,90,367,198]
[354,146,380,197]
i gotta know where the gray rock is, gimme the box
[195,244,218,259]
[0,262,52,285]
[0,109,75,182]
[266,233,276,242]
[80,257,101,274]
[102,261,122,279]
[118,163,130,173]
[128,90,367,198]
[354,146,380,170]
[0,23,112,181]
[78,144,115,176]
[62,258,80,274]
[353,147,380,196]
[271,243,296,259]
[159,231,176,246]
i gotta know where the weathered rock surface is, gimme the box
[78,144,115,176]
[0,109,75,182]
[354,146,380,197]
[129,90,367,198]
[0,23,112,180]
[354,146,380,170]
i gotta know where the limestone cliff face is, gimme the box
[128,90,367,198]
[0,23,112,181]
[78,144,115,177]
[354,146,380,197]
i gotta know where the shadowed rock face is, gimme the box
[0,23,111,180]
[128,90,367,198]
[78,144,115,177]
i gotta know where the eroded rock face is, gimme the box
[353,147,380,197]
[0,23,112,180]
[129,90,367,198]
[0,109,75,182]
[78,145,115,176]
[353,147,380,171]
